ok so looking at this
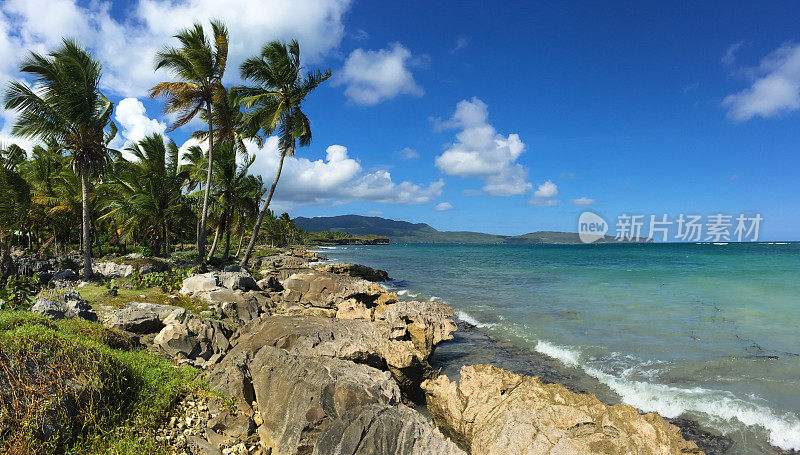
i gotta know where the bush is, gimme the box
[0,275,40,311]
[131,266,198,293]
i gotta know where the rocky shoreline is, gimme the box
[17,248,705,454]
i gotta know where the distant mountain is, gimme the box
[295,215,639,244]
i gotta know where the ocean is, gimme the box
[318,242,800,454]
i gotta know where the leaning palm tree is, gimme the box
[236,40,331,265]
[150,20,228,265]
[4,40,116,278]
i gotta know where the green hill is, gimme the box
[295,215,638,244]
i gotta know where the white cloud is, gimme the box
[722,41,743,66]
[451,36,468,53]
[433,202,453,211]
[723,42,800,121]
[528,180,559,206]
[434,98,532,196]
[241,137,443,206]
[570,197,595,206]
[533,180,557,198]
[115,97,167,146]
[334,42,423,105]
[364,210,382,216]
[0,0,352,97]
[398,147,419,160]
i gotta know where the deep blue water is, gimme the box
[319,242,800,453]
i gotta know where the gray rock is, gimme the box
[256,275,283,292]
[223,265,246,272]
[138,265,158,275]
[311,262,389,282]
[206,345,400,454]
[153,317,233,365]
[218,271,259,291]
[51,269,77,281]
[180,273,219,295]
[92,261,134,278]
[31,290,97,321]
[279,269,388,308]
[31,297,66,319]
[108,302,173,333]
[186,434,221,455]
[313,404,465,455]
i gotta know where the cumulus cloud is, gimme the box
[433,202,453,211]
[723,42,800,121]
[0,0,352,97]
[334,43,423,105]
[570,197,596,206]
[115,97,167,147]
[398,147,419,160]
[528,180,559,206]
[241,137,443,206]
[434,98,532,196]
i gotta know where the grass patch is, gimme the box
[0,310,202,454]
[78,281,211,314]
[251,248,278,258]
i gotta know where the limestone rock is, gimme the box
[421,364,703,455]
[279,269,388,309]
[31,289,97,322]
[92,261,134,278]
[311,262,389,282]
[239,345,401,455]
[312,403,465,455]
[108,302,185,334]
[218,271,260,291]
[154,317,233,366]
[375,300,457,357]
[180,273,220,295]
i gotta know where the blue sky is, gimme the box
[1,0,799,240]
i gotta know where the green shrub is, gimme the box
[0,275,40,311]
[131,266,198,293]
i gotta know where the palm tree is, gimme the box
[0,165,30,278]
[102,134,187,257]
[150,20,228,265]
[236,40,331,265]
[4,40,116,278]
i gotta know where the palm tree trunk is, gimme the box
[235,229,244,258]
[80,167,92,279]
[198,100,214,266]
[207,219,222,260]
[223,216,232,259]
[240,151,286,266]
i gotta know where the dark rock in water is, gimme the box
[52,269,78,282]
[667,418,733,455]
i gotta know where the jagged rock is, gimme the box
[198,288,267,324]
[138,265,158,275]
[92,261,134,278]
[375,300,456,357]
[51,269,77,281]
[311,262,389,282]
[223,265,247,272]
[180,273,220,295]
[218,271,260,291]
[226,315,449,400]
[253,254,308,271]
[256,275,283,292]
[208,413,255,440]
[153,317,233,366]
[108,302,185,334]
[313,404,465,455]
[31,289,97,321]
[279,269,390,309]
[335,298,372,320]
[207,345,401,455]
[421,364,703,455]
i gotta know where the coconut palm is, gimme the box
[150,20,228,265]
[102,134,187,257]
[236,40,331,265]
[4,39,116,278]
[0,166,30,277]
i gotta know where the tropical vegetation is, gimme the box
[0,21,328,283]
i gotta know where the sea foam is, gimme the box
[534,340,581,367]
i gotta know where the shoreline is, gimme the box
[317,245,796,455]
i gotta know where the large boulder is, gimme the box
[422,364,702,455]
[31,289,97,321]
[108,302,187,334]
[205,345,401,455]
[311,262,389,282]
[153,316,233,366]
[92,261,134,278]
[199,288,269,324]
[312,404,465,455]
[218,271,260,291]
[51,269,77,282]
[279,269,391,309]
[253,254,308,272]
[375,300,456,357]
[226,314,451,400]
[180,272,220,295]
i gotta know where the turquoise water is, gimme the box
[319,242,800,453]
